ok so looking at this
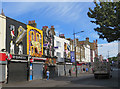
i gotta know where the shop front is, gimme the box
[56,58,65,76]
[29,57,46,80]
[27,24,44,81]
[0,52,7,83]
[7,54,29,83]
[44,57,57,79]
[65,58,73,76]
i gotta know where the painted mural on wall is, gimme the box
[9,26,26,55]
[6,17,27,55]
[42,26,54,57]
[9,25,15,54]
[27,25,43,57]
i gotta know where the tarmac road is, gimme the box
[2,68,120,88]
[61,68,119,87]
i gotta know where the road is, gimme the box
[2,68,120,88]
[61,68,119,87]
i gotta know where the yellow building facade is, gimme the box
[27,25,43,57]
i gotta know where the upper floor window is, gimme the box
[56,41,61,47]
[40,34,42,40]
[36,33,39,42]
[30,31,34,41]
[57,52,61,58]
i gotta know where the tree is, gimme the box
[108,57,117,63]
[87,0,120,42]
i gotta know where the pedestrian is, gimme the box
[86,68,88,73]
[46,70,50,80]
[69,69,71,77]
[83,68,85,72]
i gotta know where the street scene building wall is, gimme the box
[0,15,6,51]
[54,35,70,63]
[0,11,99,84]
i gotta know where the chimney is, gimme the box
[96,39,98,43]
[28,20,37,28]
[51,25,54,28]
[50,25,55,35]
[1,8,5,16]
[86,37,89,41]
[42,26,48,28]
[59,34,65,38]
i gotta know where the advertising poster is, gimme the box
[71,51,75,63]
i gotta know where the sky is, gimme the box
[0,0,118,58]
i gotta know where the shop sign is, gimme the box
[12,55,28,60]
[0,53,6,61]
[65,59,71,62]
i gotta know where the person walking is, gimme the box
[46,70,50,80]
[69,69,71,77]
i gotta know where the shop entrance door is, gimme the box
[33,63,43,80]
[8,61,28,83]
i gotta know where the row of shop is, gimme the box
[0,53,93,84]
[0,14,93,84]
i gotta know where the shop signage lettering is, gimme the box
[12,55,27,60]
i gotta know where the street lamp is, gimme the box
[73,30,84,77]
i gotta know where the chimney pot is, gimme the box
[86,37,89,41]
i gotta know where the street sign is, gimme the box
[71,51,75,62]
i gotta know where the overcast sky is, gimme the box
[0,0,118,58]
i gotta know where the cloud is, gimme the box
[90,32,99,39]
[98,42,118,59]
[3,2,83,23]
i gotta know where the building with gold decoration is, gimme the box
[27,25,43,57]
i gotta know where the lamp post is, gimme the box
[73,31,84,77]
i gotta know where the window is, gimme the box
[57,52,61,58]
[56,41,61,47]
[45,50,47,55]
[30,31,34,41]
[36,34,39,42]
[31,46,34,55]
[32,33,34,40]
[40,34,41,40]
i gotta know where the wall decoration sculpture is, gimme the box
[27,25,43,57]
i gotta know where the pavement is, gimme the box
[2,73,94,87]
